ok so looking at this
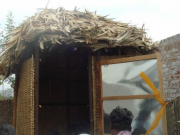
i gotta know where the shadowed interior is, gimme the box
[38,45,90,135]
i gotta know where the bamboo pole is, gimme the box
[13,74,18,129]
[88,49,94,134]
[34,45,39,135]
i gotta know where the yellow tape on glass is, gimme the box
[139,71,167,135]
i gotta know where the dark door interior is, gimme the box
[38,45,90,135]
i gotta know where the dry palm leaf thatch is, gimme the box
[0,7,159,76]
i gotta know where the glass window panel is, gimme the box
[103,99,162,135]
[102,59,159,96]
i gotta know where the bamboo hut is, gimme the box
[0,8,167,135]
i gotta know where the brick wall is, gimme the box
[159,34,180,100]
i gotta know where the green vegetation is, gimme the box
[0,11,15,99]
[0,11,15,46]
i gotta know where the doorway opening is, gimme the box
[38,44,90,135]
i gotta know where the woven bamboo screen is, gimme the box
[92,56,99,135]
[16,57,34,135]
[0,99,13,124]
[39,105,67,135]
[166,96,180,135]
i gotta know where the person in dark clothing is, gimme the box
[0,124,15,135]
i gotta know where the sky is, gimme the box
[0,0,180,42]
[0,0,180,90]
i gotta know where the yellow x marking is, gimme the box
[139,72,168,135]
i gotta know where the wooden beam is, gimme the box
[34,45,39,135]
[96,50,103,135]
[100,54,156,65]
[156,53,165,103]
[102,94,155,101]
[88,49,93,135]
[39,103,89,106]
[13,74,19,129]
[156,52,168,135]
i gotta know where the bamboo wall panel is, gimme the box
[92,56,99,135]
[0,99,13,124]
[166,96,180,135]
[39,81,67,104]
[16,57,34,135]
[175,97,180,134]
[39,106,67,135]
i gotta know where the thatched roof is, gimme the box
[0,7,159,76]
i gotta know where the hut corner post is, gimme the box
[88,50,93,135]
[96,50,103,135]
[34,45,39,135]
[13,74,19,129]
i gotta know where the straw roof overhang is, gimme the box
[0,7,159,76]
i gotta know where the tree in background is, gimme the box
[0,25,4,47]
[0,11,15,99]
[0,11,15,46]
